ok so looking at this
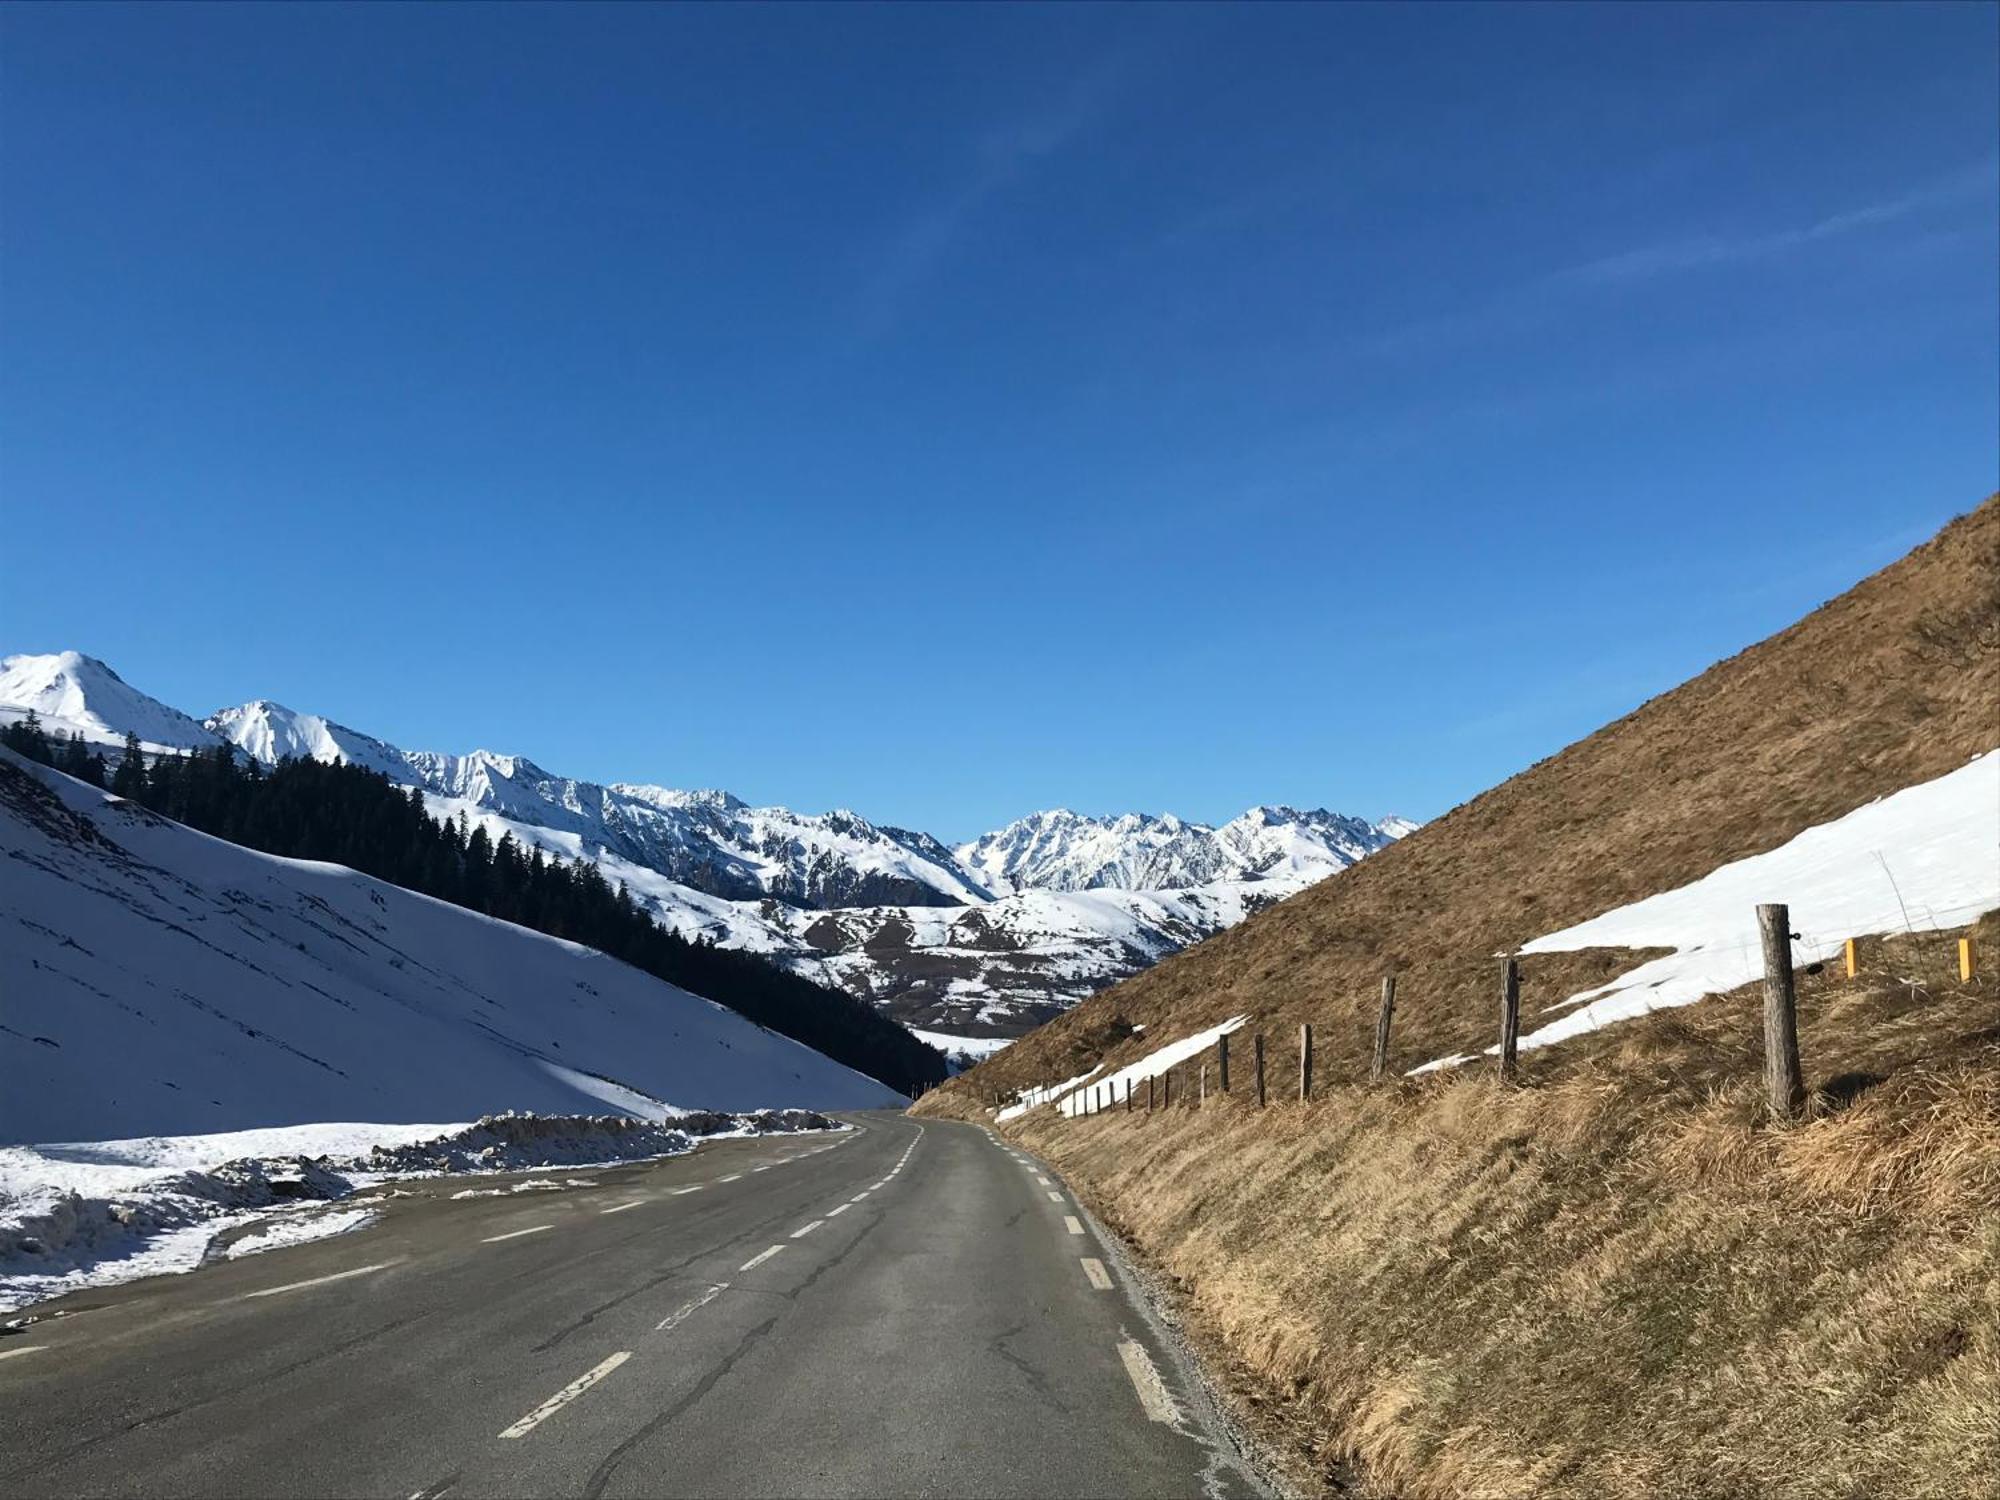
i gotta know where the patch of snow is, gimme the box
[996,1065,1103,1123]
[224,1207,377,1259]
[1412,752,2000,1072]
[1053,1015,1249,1118]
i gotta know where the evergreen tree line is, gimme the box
[3,713,945,1094]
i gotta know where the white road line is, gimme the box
[752,1165,771,1173]
[655,1281,729,1333]
[1064,1216,1085,1235]
[481,1225,554,1244]
[600,1202,643,1215]
[499,1351,631,1440]
[243,1260,401,1299]
[827,1203,851,1216]
[790,1219,824,1238]
[739,1245,785,1271]
[670,1186,704,1195]
[1117,1338,1184,1426]
[719,1173,743,1182]
[1036,1176,1051,1185]
[0,1345,48,1361]
[1047,1191,1064,1203]
[1081,1257,1113,1290]
[851,1192,870,1202]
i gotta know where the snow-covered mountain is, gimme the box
[0,651,223,755]
[2,652,1413,1037]
[956,805,1403,894]
[0,747,903,1145]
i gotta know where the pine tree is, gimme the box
[111,731,146,799]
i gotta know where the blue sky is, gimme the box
[3,3,1994,839]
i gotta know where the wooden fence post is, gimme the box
[1299,1023,1313,1101]
[1126,1078,1133,1112]
[1961,937,1976,982]
[1163,1070,1171,1109]
[1843,938,1857,979]
[1199,1063,1207,1104]
[1498,958,1521,1083]
[1218,1035,1231,1093]
[1254,1034,1266,1106]
[1759,903,1805,1119]
[1371,976,1397,1083]
[1147,1075,1155,1112]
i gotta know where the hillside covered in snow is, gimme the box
[1,651,1411,1036]
[0,748,904,1146]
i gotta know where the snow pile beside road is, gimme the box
[0,1109,839,1313]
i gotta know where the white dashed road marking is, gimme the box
[499,1351,630,1439]
[670,1186,703,1196]
[1064,1216,1084,1235]
[1081,1258,1113,1291]
[827,1203,851,1216]
[1117,1338,1183,1426]
[481,1225,554,1244]
[1047,1191,1064,1203]
[600,1202,643,1215]
[739,1245,785,1271]
[242,1261,401,1298]
[790,1219,824,1238]
[719,1174,743,1183]
[0,1345,48,1360]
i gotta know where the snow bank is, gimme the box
[0,1109,839,1313]
[1414,751,2000,1072]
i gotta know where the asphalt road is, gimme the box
[0,1112,1267,1499]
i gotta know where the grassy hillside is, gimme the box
[917,496,2000,1498]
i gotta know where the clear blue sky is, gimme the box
[3,3,1994,839]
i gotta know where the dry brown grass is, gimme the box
[918,498,2000,1497]
[1009,927,1999,1498]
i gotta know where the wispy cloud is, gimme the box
[1550,159,1998,287]
[855,56,1130,336]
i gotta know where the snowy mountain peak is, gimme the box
[1,650,223,754]
[959,803,1404,894]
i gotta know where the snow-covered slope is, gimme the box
[1414,750,2000,1072]
[0,750,903,1145]
[0,651,222,754]
[2,651,1408,1039]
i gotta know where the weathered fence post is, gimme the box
[1162,1070,1171,1109]
[1962,937,1976,982]
[1199,1062,1207,1104]
[1299,1023,1313,1100]
[1254,1034,1266,1106]
[1126,1078,1133,1112]
[1147,1075,1155,1112]
[1498,958,1521,1083]
[1218,1034,1231,1092]
[1759,903,1806,1119]
[1371,976,1397,1083]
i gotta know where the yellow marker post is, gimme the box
[1960,938,1975,983]
[1843,938,1857,979]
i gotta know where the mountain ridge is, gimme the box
[0,649,1412,1035]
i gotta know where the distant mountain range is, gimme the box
[0,650,1414,1039]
